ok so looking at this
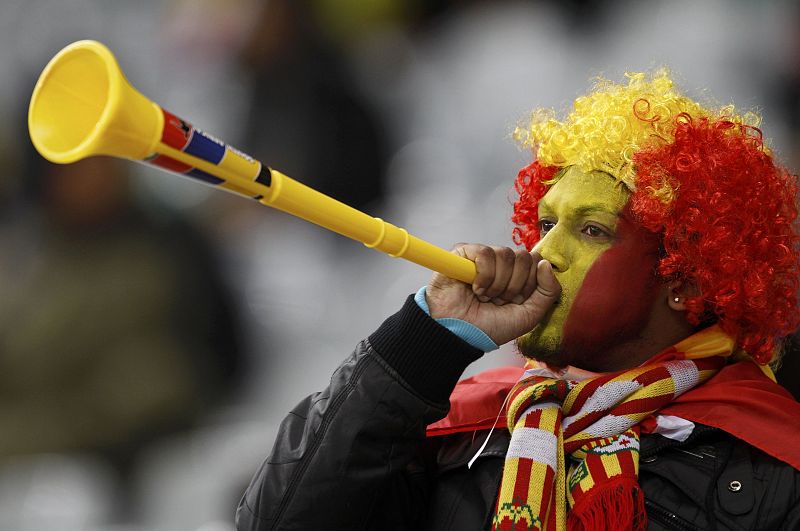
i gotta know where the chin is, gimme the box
[516,328,567,367]
[516,329,612,372]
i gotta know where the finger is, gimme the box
[518,251,543,303]
[502,250,534,305]
[485,247,515,303]
[464,245,496,302]
[524,260,561,321]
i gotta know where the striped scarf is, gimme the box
[492,326,735,531]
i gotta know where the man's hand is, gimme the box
[426,244,561,346]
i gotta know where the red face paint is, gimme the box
[560,206,662,371]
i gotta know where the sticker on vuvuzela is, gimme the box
[146,109,262,189]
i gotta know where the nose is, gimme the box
[533,227,569,272]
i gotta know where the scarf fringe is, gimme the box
[568,478,646,531]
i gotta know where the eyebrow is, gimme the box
[538,201,620,218]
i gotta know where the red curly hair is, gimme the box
[512,113,800,364]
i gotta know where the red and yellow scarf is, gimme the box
[492,326,735,531]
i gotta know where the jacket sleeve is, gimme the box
[235,295,483,531]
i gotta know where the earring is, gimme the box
[673,296,681,303]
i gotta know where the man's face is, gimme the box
[516,166,663,371]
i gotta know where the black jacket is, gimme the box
[236,296,800,530]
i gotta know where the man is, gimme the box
[235,71,800,530]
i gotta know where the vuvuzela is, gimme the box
[28,40,477,284]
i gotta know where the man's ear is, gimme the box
[665,281,692,311]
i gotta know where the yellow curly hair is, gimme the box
[512,69,761,192]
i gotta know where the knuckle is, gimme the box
[496,247,515,263]
[536,283,561,298]
[450,243,472,258]
[515,250,533,265]
[535,286,555,298]
[475,246,495,262]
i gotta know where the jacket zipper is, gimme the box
[644,499,704,531]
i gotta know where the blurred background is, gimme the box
[1,0,799,529]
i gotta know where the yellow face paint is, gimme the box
[517,166,660,368]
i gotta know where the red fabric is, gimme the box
[568,476,646,531]
[427,366,525,437]
[427,362,800,471]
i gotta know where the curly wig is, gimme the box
[512,70,800,364]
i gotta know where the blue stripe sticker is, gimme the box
[185,130,225,164]
[187,168,224,185]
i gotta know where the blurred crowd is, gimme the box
[0,0,799,529]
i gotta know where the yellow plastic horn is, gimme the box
[29,40,477,284]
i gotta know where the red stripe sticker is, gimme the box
[161,109,193,150]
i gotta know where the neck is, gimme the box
[590,301,697,372]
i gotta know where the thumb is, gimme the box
[524,260,561,322]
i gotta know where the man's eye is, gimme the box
[539,220,556,234]
[582,224,608,238]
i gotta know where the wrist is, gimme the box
[423,283,467,320]
[415,286,498,352]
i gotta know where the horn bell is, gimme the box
[28,39,163,164]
